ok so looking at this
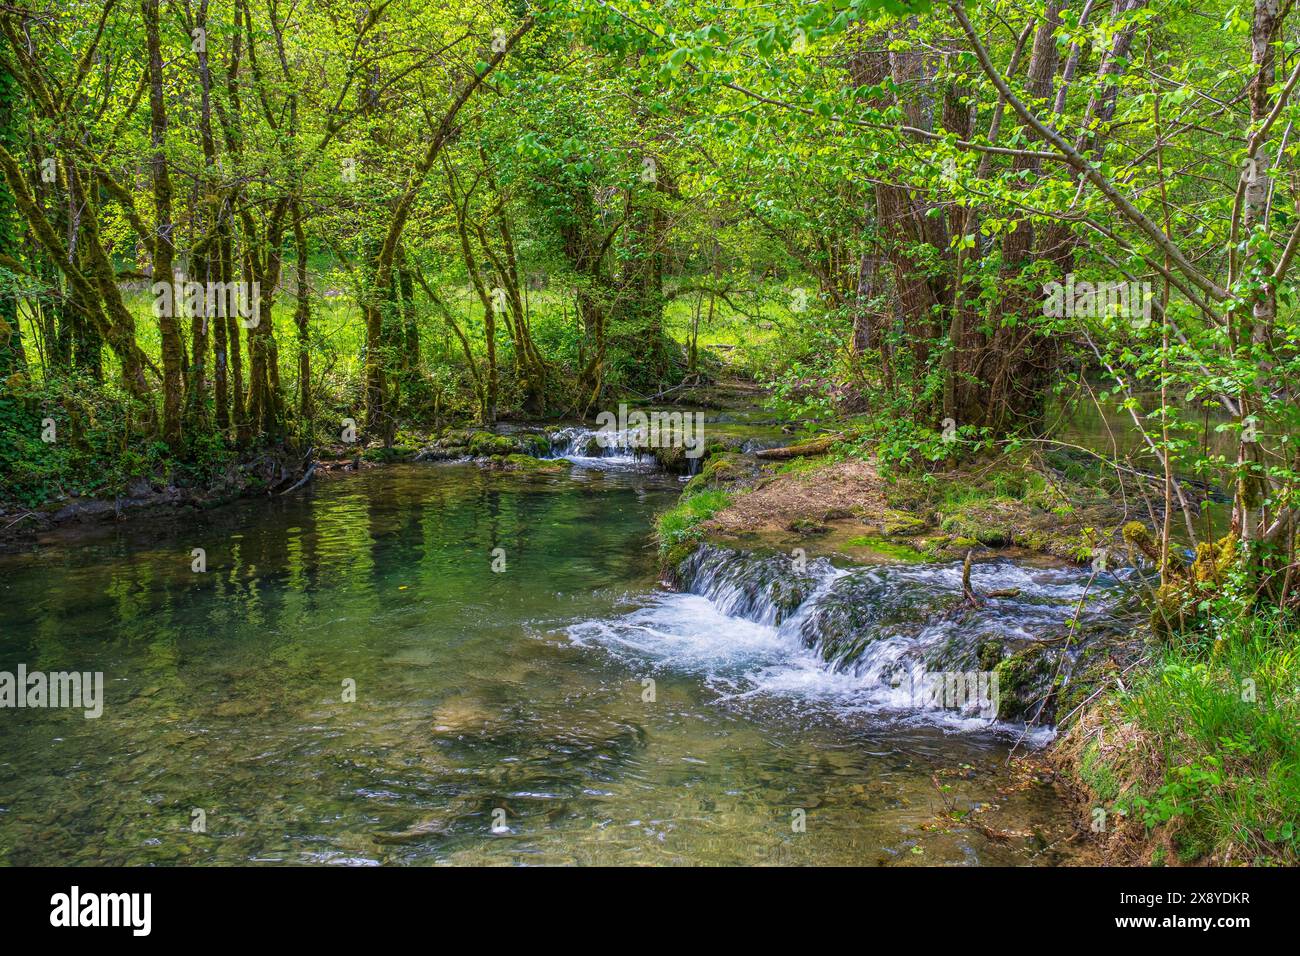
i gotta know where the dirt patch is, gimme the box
[701,457,886,536]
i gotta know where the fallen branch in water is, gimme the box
[962,550,983,608]
[2,511,39,531]
[280,463,317,496]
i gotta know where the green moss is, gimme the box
[488,454,568,473]
[361,445,417,463]
[682,452,750,495]
[844,534,928,562]
[882,509,928,536]
[651,443,689,473]
[775,455,824,476]
[1174,829,1212,864]
[993,647,1049,720]
[916,535,979,561]
[787,517,828,535]
[940,509,1013,547]
[1012,530,1049,551]
[978,640,1003,671]
[516,433,550,457]
[1079,740,1121,802]
[467,431,520,457]
[438,428,473,446]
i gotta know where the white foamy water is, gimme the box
[545,426,654,470]
[566,591,1033,737]
[567,549,1120,743]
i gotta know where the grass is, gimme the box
[1074,606,1300,865]
[16,267,783,392]
[655,487,732,567]
[774,454,832,477]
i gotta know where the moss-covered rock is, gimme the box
[516,433,551,457]
[978,640,1004,672]
[994,646,1051,721]
[1124,521,1238,637]
[651,443,689,473]
[437,428,474,447]
[361,445,417,463]
[940,509,1013,547]
[843,534,928,562]
[786,517,829,535]
[418,429,553,463]
[467,431,520,457]
[682,452,753,495]
[916,535,981,561]
[673,543,828,623]
[883,509,928,536]
[484,454,569,474]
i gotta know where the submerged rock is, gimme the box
[416,428,550,462]
[483,454,569,474]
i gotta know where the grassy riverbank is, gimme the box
[1054,611,1300,865]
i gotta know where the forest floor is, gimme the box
[663,434,1147,570]
[698,457,887,536]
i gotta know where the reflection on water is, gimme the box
[1049,387,1236,467]
[0,465,1074,865]
[1048,388,1240,545]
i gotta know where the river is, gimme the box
[0,454,1086,865]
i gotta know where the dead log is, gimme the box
[755,434,843,460]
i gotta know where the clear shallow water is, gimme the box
[0,463,1076,865]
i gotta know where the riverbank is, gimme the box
[0,378,787,548]
[0,423,599,548]
[0,444,317,548]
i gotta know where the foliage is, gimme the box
[1108,605,1300,864]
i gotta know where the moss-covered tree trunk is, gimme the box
[143,0,184,450]
[0,43,22,379]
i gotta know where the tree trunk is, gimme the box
[143,0,184,449]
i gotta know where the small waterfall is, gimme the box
[546,427,654,467]
[677,543,844,626]
[689,544,1115,674]
[571,543,1126,730]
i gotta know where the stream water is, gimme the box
[0,453,1090,866]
